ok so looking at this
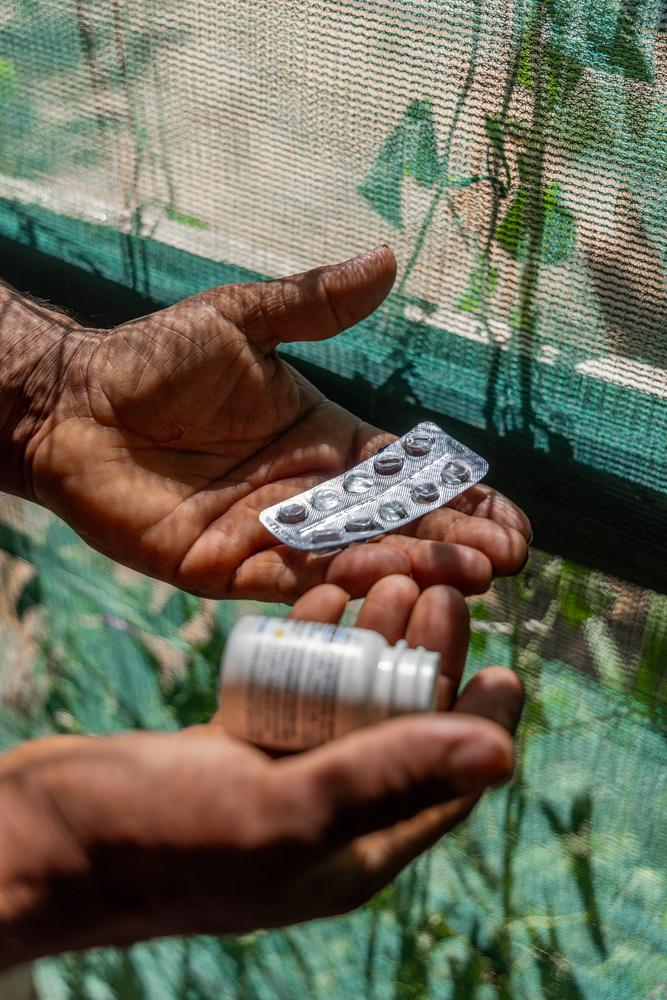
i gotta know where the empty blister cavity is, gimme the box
[379,500,409,523]
[343,472,374,494]
[403,431,435,456]
[373,451,405,475]
[410,481,440,504]
[311,487,340,511]
[441,460,471,485]
[278,501,308,524]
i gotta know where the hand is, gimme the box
[0,578,523,966]
[20,246,530,601]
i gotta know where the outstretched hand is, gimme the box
[25,246,530,601]
[0,578,523,965]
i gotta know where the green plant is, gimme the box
[358,0,662,434]
[0,517,222,739]
[1,515,666,997]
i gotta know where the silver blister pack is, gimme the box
[259,422,488,552]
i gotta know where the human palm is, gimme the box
[30,246,529,600]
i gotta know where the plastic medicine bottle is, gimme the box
[218,615,441,751]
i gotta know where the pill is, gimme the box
[346,515,378,533]
[278,502,308,524]
[373,452,405,475]
[403,432,435,456]
[311,527,344,544]
[441,460,471,485]
[311,487,340,511]
[410,481,440,504]
[378,500,409,523]
[343,472,374,494]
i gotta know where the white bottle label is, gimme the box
[243,619,353,747]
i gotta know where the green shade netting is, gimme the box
[0,1,665,997]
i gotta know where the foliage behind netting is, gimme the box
[0,1,666,997]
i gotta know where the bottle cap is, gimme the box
[370,640,439,722]
[391,645,440,714]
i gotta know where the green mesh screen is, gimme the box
[0,1,666,998]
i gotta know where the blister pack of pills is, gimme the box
[259,422,489,552]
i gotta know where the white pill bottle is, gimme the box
[218,615,440,751]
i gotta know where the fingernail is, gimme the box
[449,736,514,792]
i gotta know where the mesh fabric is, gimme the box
[0,1,666,997]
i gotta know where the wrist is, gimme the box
[0,738,93,969]
[0,283,92,500]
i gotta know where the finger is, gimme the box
[453,667,524,734]
[224,536,492,604]
[446,484,532,541]
[284,713,513,849]
[412,510,529,578]
[379,535,493,595]
[349,431,532,556]
[344,425,531,552]
[338,673,525,884]
[404,586,470,709]
[289,584,351,624]
[337,793,481,900]
[231,246,397,352]
[324,545,414,600]
[354,574,420,643]
[303,790,481,917]
[222,541,412,603]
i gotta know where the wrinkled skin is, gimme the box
[26,246,530,601]
[0,578,523,965]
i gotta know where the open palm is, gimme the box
[30,246,530,601]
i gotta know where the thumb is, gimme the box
[282,713,513,849]
[227,245,397,352]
